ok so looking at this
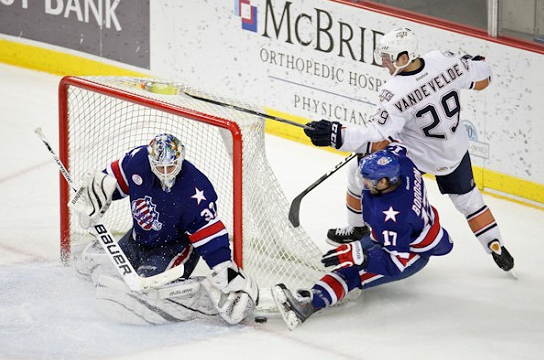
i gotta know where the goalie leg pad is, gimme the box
[95,275,217,325]
[72,240,115,284]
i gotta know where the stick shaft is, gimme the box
[34,127,182,290]
[289,153,357,227]
[182,90,305,128]
[35,127,76,191]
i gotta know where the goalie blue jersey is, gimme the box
[103,145,231,268]
[362,144,453,277]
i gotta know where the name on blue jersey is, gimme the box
[412,168,424,216]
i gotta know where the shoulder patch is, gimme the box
[132,174,143,185]
[379,89,394,102]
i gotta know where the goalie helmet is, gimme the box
[359,150,400,190]
[148,133,185,192]
[375,27,419,76]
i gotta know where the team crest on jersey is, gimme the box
[379,89,394,102]
[131,196,163,231]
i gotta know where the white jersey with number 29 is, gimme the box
[341,50,492,175]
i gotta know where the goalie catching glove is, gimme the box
[321,240,368,270]
[201,261,259,324]
[69,171,117,228]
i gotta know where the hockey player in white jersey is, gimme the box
[303,27,514,272]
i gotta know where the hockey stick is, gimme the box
[181,88,306,128]
[289,153,358,227]
[180,87,354,227]
[35,127,184,291]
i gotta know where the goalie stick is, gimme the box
[181,88,306,128]
[289,153,357,227]
[34,127,184,291]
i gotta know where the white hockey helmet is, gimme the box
[148,133,185,192]
[375,27,419,75]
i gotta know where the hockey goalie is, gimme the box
[69,133,259,325]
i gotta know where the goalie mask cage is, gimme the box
[58,76,327,302]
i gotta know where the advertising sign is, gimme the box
[0,0,150,68]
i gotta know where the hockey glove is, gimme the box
[69,171,117,228]
[304,120,343,149]
[201,261,259,324]
[321,240,368,270]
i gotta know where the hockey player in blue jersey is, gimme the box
[272,143,453,330]
[70,133,258,325]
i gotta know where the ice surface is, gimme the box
[1,63,543,360]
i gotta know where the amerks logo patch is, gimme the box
[131,196,163,231]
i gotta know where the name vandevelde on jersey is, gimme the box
[394,63,465,113]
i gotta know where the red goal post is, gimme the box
[58,76,327,300]
[59,76,243,265]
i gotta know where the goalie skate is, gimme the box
[272,283,315,331]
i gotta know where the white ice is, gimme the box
[1,63,543,360]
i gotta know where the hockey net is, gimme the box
[58,76,328,309]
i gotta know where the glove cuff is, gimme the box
[331,122,343,149]
[351,240,366,266]
[212,260,232,274]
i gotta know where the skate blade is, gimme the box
[507,269,518,280]
[284,310,302,331]
[271,285,301,331]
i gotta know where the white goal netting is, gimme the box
[59,76,328,307]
